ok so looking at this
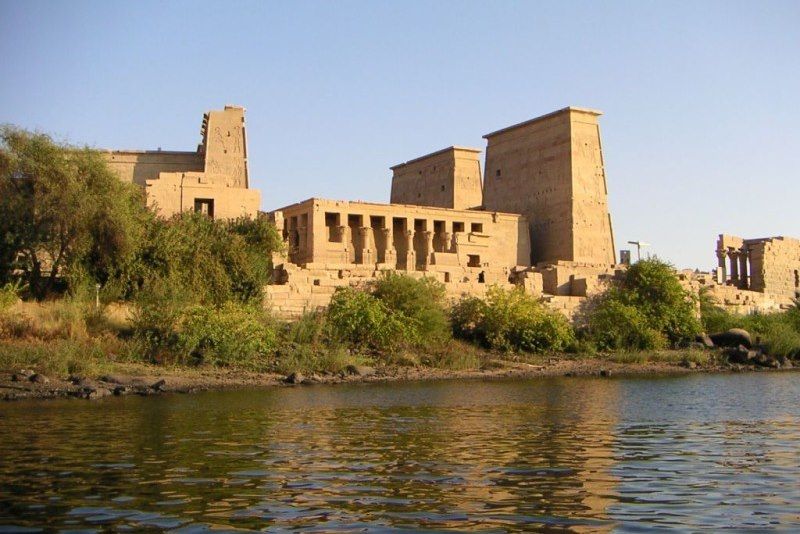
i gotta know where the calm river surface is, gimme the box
[1,372,799,532]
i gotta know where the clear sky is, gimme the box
[1,1,798,269]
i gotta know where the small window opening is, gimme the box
[444,272,451,283]
[478,271,486,283]
[496,169,501,177]
[441,184,446,192]
[369,215,385,229]
[453,222,465,233]
[194,198,214,218]
[467,254,481,268]
[471,222,483,233]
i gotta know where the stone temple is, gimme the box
[103,105,260,219]
[102,105,800,318]
[266,107,621,318]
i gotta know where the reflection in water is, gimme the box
[0,373,799,531]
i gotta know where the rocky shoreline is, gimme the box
[1,354,795,402]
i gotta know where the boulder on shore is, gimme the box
[284,372,304,385]
[710,328,752,349]
[696,333,715,349]
[345,365,376,377]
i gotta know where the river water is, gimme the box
[0,372,798,532]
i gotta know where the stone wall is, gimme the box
[102,105,260,218]
[482,107,615,266]
[716,234,800,300]
[270,198,530,274]
[390,146,483,210]
[104,151,204,187]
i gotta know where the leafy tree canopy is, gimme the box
[0,126,147,299]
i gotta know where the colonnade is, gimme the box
[717,247,750,289]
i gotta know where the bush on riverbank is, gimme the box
[451,286,575,353]
[326,274,450,351]
[578,259,701,351]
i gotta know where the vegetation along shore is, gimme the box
[1,128,799,402]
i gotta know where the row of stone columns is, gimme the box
[337,227,459,270]
[287,217,466,271]
[717,248,750,289]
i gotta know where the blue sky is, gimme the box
[1,1,798,268]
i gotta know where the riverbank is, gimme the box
[2,350,794,401]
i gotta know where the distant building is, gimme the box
[716,235,800,299]
[267,107,620,318]
[103,106,260,219]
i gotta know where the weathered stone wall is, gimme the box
[144,172,261,219]
[102,105,259,218]
[482,107,615,266]
[104,151,204,187]
[680,270,796,316]
[716,234,800,299]
[266,260,521,319]
[390,147,483,210]
[271,198,530,273]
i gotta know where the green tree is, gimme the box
[451,286,575,353]
[115,212,283,306]
[0,126,147,299]
[580,258,701,350]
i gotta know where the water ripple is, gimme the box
[1,372,799,531]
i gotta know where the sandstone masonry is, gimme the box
[103,106,260,219]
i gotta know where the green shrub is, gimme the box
[326,287,408,350]
[617,259,701,344]
[129,279,190,363]
[178,302,277,369]
[282,311,328,347]
[450,296,488,342]
[585,298,666,351]
[372,273,450,346]
[453,286,574,353]
[117,212,282,306]
[580,258,701,350]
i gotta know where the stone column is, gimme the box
[423,231,434,269]
[739,249,749,289]
[716,250,728,284]
[729,251,740,286]
[381,228,396,266]
[444,232,453,253]
[359,227,374,265]
[342,225,353,264]
[405,230,416,271]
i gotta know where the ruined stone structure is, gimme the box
[94,104,796,320]
[104,106,260,219]
[266,106,622,318]
[483,107,616,266]
[267,198,532,317]
[705,234,800,311]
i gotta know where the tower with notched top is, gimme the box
[482,107,616,266]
